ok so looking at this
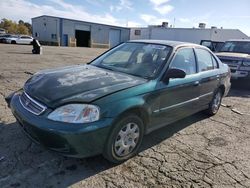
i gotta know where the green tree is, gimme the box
[24,22,32,34]
[17,24,29,35]
[0,18,31,35]
[18,20,24,25]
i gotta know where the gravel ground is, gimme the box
[0,44,250,188]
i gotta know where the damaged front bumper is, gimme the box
[6,90,113,158]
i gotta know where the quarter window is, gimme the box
[211,55,219,68]
[195,48,215,72]
[170,48,197,75]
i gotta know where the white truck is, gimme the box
[216,39,250,80]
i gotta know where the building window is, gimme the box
[134,30,141,36]
[51,34,57,39]
[35,32,39,37]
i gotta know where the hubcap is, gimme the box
[114,123,140,157]
[212,92,222,113]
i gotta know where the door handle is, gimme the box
[193,81,200,86]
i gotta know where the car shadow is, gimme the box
[0,112,208,187]
[0,121,114,187]
[140,112,207,151]
[231,79,250,90]
[227,80,250,98]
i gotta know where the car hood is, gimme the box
[216,52,250,60]
[24,65,146,108]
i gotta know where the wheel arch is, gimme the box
[108,105,150,135]
[218,84,225,96]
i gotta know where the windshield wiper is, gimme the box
[95,65,115,71]
[127,72,150,80]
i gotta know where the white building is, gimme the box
[32,15,130,48]
[130,23,248,44]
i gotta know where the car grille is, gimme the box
[19,92,46,115]
[220,58,240,71]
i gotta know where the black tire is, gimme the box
[103,114,144,163]
[11,40,16,44]
[205,89,223,116]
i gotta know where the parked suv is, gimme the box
[216,39,250,79]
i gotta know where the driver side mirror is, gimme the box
[163,68,186,83]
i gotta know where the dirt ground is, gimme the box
[0,43,250,188]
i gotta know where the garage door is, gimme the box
[109,29,121,48]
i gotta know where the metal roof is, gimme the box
[32,15,130,30]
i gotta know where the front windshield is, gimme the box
[91,42,172,79]
[219,41,250,54]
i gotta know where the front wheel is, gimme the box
[103,114,144,163]
[206,89,223,116]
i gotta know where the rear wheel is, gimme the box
[103,114,144,163]
[11,40,16,44]
[206,89,222,115]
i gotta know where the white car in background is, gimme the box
[6,35,33,45]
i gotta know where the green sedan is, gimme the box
[6,40,231,163]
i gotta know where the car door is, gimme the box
[150,47,201,130]
[16,36,23,44]
[194,48,221,107]
[25,36,33,44]
[19,36,27,44]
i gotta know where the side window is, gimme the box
[211,55,219,68]
[170,48,197,75]
[195,48,214,72]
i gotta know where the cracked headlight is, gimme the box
[48,104,100,123]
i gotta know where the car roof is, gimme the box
[128,39,204,49]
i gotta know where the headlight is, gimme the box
[242,61,250,66]
[48,104,100,123]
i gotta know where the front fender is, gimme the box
[102,96,149,118]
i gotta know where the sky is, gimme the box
[0,0,250,36]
